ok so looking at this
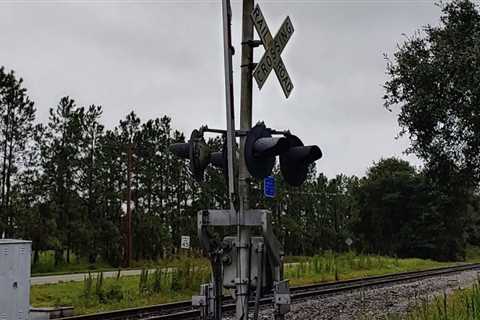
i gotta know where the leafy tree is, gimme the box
[353,157,471,260]
[354,158,425,256]
[384,0,480,185]
[384,0,480,259]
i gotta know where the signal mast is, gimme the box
[171,1,322,319]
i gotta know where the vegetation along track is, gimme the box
[59,263,480,320]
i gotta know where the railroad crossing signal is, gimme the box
[245,123,322,186]
[172,2,319,319]
[173,124,323,186]
[280,134,322,186]
[245,123,289,179]
[170,129,227,182]
[252,4,295,98]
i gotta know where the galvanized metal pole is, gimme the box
[222,0,237,212]
[219,1,236,319]
[237,0,255,318]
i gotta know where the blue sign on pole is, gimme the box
[264,176,276,198]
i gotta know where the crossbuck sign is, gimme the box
[251,4,295,98]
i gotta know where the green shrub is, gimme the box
[104,282,123,302]
[82,273,94,300]
[95,272,104,299]
[151,268,163,293]
[139,269,149,295]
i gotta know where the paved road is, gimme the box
[31,263,299,285]
[31,268,159,285]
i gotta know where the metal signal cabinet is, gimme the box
[0,239,31,320]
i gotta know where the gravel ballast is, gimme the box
[232,269,480,320]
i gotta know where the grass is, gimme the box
[31,257,210,315]
[31,251,209,276]
[34,245,477,278]
[31,252,455,315]
[466,245,480,263]
[31,251,114,276]
[284,251,452,286]
[31,276,202,314]
[390,279,480,320]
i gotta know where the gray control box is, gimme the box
[0,239,31,320]
[222,236,267,289]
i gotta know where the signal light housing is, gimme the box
[171,125,322,187]
[210,138,230,183]
[210,139,227,170]
[245,123,289,179]
[170,129,211,182]
[280,134,322,186]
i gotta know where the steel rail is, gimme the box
[58,263,480,320]
[57,301,194,320]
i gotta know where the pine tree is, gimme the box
[77,105,104,263]
[96,129,124,266]
[41,97,84,265]
[0,67,36,237]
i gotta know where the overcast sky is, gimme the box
[0,0,445,178]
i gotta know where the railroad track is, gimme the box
[59,263,480,320]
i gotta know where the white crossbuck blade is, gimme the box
[251,4,295,98]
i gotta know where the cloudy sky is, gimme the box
[0,0,445,177]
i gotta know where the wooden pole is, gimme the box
[126,143,133,267]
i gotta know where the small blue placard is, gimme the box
[264,176,276,198]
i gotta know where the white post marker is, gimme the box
[181,235,191,249]
[251,4,295,98]
[345,238,353,247]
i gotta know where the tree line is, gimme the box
[1,0,480,265]
[0,65,478,265]
[0,67,238,266]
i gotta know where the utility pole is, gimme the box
[126,142,133,267]
[237,0,255,318]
